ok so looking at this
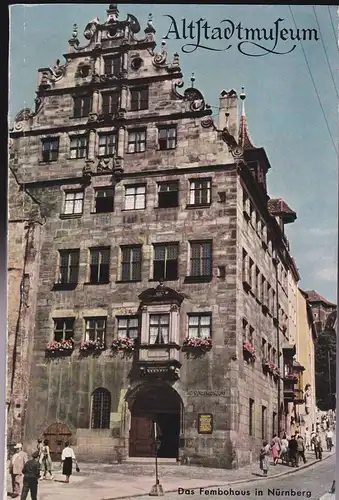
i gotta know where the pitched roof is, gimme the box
[267,198,297,223]
[303,290,337,307]
[238,98,255,149]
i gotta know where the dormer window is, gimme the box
[104,55,121,76]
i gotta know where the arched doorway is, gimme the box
[128,383,182,459]
[91,388,111,429]
[43,423,72,460]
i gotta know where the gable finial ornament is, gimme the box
[145,13,156,35]
[191,72,195,88]
[84,17,100,40]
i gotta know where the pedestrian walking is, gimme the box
[40,439,54,480]
[61,442,79,483]
[259,441,270,477]
[296,434,307,465]
[36,439,43,465]
[270,434,281,465]
[20,451,40,500]
[304,427,311,451]
[311,431,323,460]
[325,428,334,451]
[9,443,28,498]
[280,434,289,464]
[288,435,298,467]
[310,430,316,451]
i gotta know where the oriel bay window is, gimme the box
[153,243,179,281]
[95,188,114,213]
[189,241,212,277]
[189,178,211,206]
[73,95,91,118]
[70,135,87,159]
[149,314,170,344]
[89,248,110,284]
[121,246,142,281]
[130,87,149,111]
[127,129,146,153]
[53,318,74,342]
[157,181,179,208]
[85,318,106,343]
[64,191,84,215]
[42,137,59,162]
[117,317,139,339]
[98,133,116,156]
[58,249,80,284]
[102,92,119,115]
[158,126,177,150]
[188,314,212,339]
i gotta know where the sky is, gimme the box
[9,4,338,303]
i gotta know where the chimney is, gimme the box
[218,89,239,138]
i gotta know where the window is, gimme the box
[73,95,91,118]
[70,136,87,159]
[130,87,149,111]
[58,249,80,284]
[124,185,146,210]
[53,318,74,342]
[42,137,59,162]
[189,179,211,206]
[242,319,248,342]
[89,248,110,284]
[85,318,106,343]
[153,243,179,281]
[261,338,266,358]
[272,348,276,364]
[249,399,254,436]
[255,267,260,297]
[121,246,142,281]
[190,241,212,277]
[249,258,254,288]
[249,326,254,345]
[261,406,267,440]
[95,188,114,213]
[267,344,272,361]
[242,249,248,282]
[158,181,179,208]
[64,191,84,215]
[149,314,170,344]
[117,317,139,339]
[102,92,119,115]
[272,411,277,437]
[104,55,121,75]
[127,129,146,153]
[188,314,212,339]
[99,133,117,156]
[91,388,111,429]
[261,276,266,304]
[158,127,177,150]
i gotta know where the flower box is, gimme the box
[111,337,135,353]
[182,337,212,353]
[46,339,74,358]
[243,342,256,361]
[284,373,298,382]
[79,339,105,354]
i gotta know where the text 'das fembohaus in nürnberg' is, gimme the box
[178,487,312,497]
[163,16,319,55]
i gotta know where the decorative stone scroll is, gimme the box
[152,40,168,68]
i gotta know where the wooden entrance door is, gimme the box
[129,417,155,457]
[43,423,72,460]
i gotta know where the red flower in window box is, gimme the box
[46,338,74,358]
[285,373,298,382]
[243,342,256,361]
[79,339,105,354]
[182,337,212,353]
[111,337,135,352]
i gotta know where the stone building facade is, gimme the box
[8,5,302,467]
[303,290,337,334]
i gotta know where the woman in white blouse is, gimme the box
[61,442,78,483]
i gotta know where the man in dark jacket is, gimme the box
[20,451,40,500]
[288,435,298,467]
[296,434,307,465]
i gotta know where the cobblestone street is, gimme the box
[6,449,335,500]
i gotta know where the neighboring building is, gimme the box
[303,290,337,334]
[8,5,300,467]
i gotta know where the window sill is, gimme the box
[59,213,83,220]
[52,283,78,291]
[116,280,142,284]
[154,205,179,210]
[90,211,114,215]
[158,147,177,152]
[121,209,146,212]
[84,281,110,286]
[184,276,212,284]
[139,343,181,350]
[98,154,116,159]
[125,150,146,155]
[148,278,179,283]
[186,204,211,210]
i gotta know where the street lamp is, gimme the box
[149,421,164,496]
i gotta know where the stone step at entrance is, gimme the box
[124,457,179,465]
